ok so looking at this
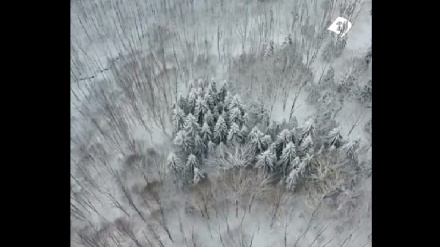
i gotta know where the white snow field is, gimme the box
[71,0,371,246]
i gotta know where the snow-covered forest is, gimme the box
[71,0,372,246]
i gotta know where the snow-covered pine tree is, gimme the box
[173,130,193,154]
[299,153,313,174]
[194,97,208,125]
[285,157,303,190]
[194,134,206,157]
[217,141,227,158]
[186,154,198,183]
[285,155,306,190]
[184,113,201,140]
[266,121,280,141]
[260,110,271,130]
[212,106,220,123]
[285,166,301,190]
[314,110,336,141]
[255,149,277,172]
[187,88,198,114]
[298,118,315,145]
[204,109,215,128]
[223,93,233,112]
[246,102,266,129]
[167,152,183,178]
[279,142,297,177]
[214,115,228,144]
[325,128,344,148]
[197,85,204,99]
[289,126,297,143]
[229,107,244,127]
[342,138,360,161]
[268,142,277,154]
[229,95,245,114]
[274,129,294,159]
[177,93,188,114]
[193,167,206,184]
[188,80,195,92]
[218,81,228,102]
[263,135,272,146]
[243,112,251,128]
[240,125,248,142]
[248,126,260,138]
[200,121,212,143]
[248,127,271,156]
[221,111,231,130]
[228,122,243,145]
[298,135,314,157]
[199,79,209,92]
[217,101,226,117]
[207,140,216,154]
[172,106,186,133]
[209,79,218,96]
[204,91,216,111]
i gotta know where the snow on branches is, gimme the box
[168,79,358,189]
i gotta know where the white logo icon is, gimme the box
[327,17,352,37]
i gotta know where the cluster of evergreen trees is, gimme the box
[167,79,359,190]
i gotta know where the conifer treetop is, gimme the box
[186,154,198,167]
[167,152,182,171]
[201,121,212,134]
[256,149,276,171]
[280,142,297,169]
[193,167,205,184]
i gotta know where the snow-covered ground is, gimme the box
[71,0,372,246]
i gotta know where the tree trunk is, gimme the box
[248,194,255,213]
[235,200,239,218]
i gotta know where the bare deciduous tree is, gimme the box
[345,111,364,137]
[217,168,253,218]
[246,169,272,213]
